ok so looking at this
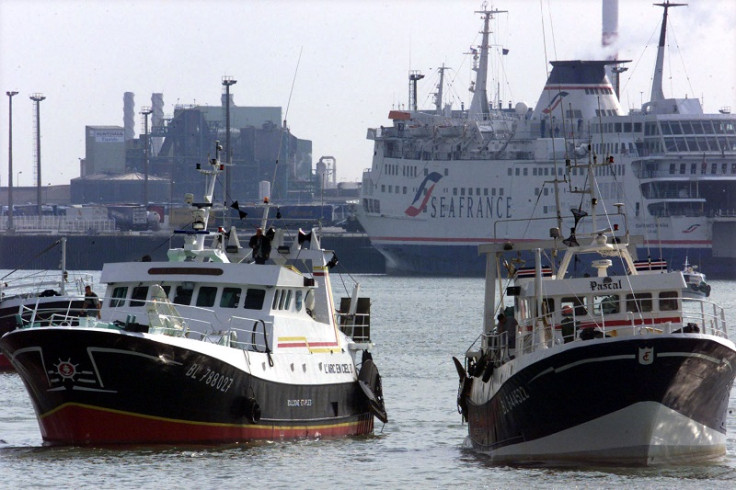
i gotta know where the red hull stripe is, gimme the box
[40,403,374,444]
[0,354,12,371]
[277,341,339,348]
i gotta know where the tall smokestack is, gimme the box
[151,93,164,127]
[151,93,164,156]
[124,92,135,141]
[602,0,618,56]
[602,0,620,98]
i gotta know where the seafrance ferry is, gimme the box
[357,3,736,276]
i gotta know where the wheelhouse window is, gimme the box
[220,287,241,308]
[294,290,303,311]
[659,291,678,311]
[593,294,620,315]
[129,286,148,307]
[109,286,128,308]
[561,296,588,317]
[196,286,217,307]
[244,288,266,310]
[173,285,193,305]
[626,293,652,313]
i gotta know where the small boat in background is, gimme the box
[681,258,711,298]
[1,142,387,445]
[0,238,93,371]
[631,257,711,299]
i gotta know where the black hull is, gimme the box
[0,297,85,371]
[0,327,376,445]
[463,336,736,465]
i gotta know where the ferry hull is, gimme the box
[1,328,375,445]
[463,336,736,465]
[374,241,723,277]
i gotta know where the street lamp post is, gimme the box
[30,93,46,216]
[140,107,153,208]
[6,90,18,231]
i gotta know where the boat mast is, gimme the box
[468,7,507,119]
[434,64,450,115]
[650,1,686,103]
[191,142,223,251]
[60,237,67,296]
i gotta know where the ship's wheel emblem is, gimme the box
[638,347,654,365]
[54,358,79,380]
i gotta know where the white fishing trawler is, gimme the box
[453,122,736,466]
[357,2,736,276]
[0,142,387,445]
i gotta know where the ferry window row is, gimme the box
[381,184,408,194]
[595,109,618,118]
[593,121,643,133]
[383,163,400,176]
[641,181,700,199]
[383,163,420,178]
[594,164,625,177]
[508,166,593,178]
[659,136,736,153]
[669,162,736,175]
[108,284,267,311]
[584,87,614,96]
[653,120,736,136]
[593,142,637,156]
[647,202,704,218]
[530,167,564,177]
[452,187,503,197]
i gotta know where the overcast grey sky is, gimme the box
[1,0,734,188]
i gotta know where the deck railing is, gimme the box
[488,296,730,358]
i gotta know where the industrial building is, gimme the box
[71,88,320,207]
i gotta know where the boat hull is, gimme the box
[0,297,85,372]
[463,335,736,465]
[0,327,376,445]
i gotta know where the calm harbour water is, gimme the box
[1,273,736,488]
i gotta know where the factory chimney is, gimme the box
[124,92,135,141]
[151,93,164,155]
